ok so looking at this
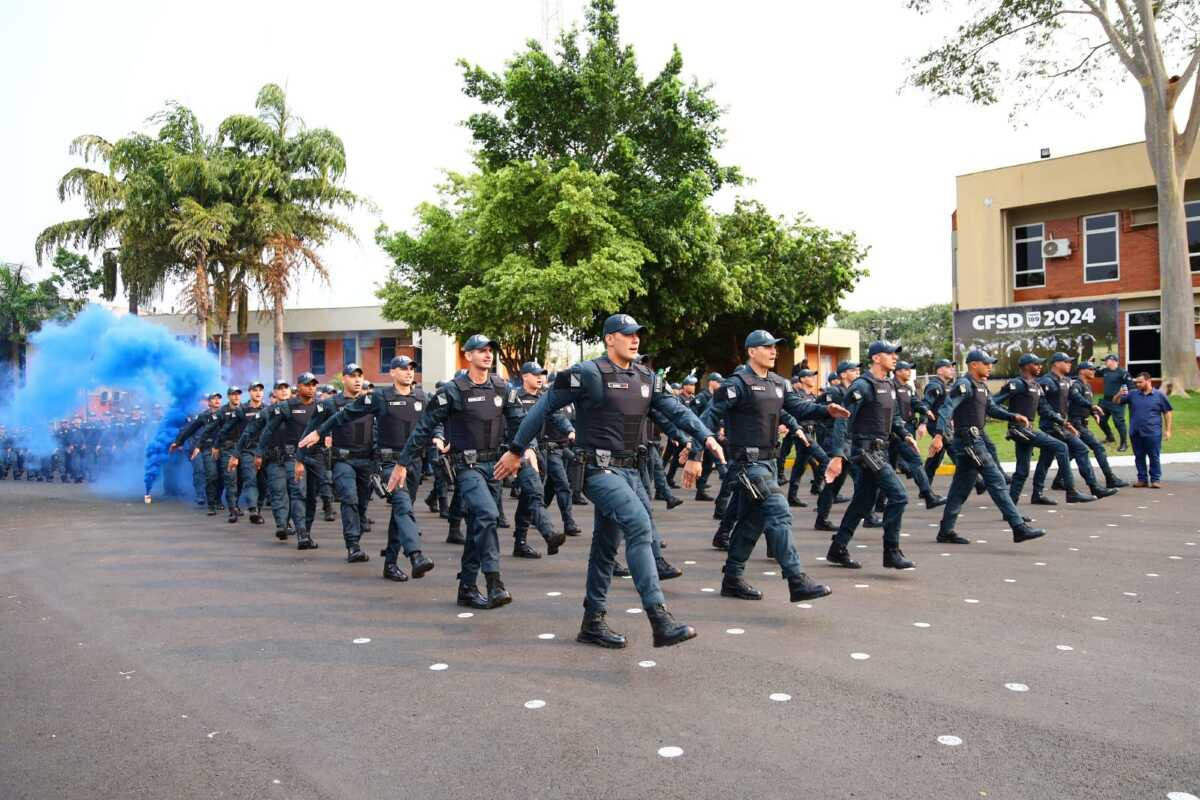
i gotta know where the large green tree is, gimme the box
[378,160,650,374]
[0,251,100,370]
[906,0,1200,393]
[835,303,953,375]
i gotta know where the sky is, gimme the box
[1,0,1164,316]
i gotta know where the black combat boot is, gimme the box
[787,486,807,507]
[563,523,583,536]
[695,489,714,502]
[572,493,589,506]
[612,561,631,577]
[814,517,837,532]
[665,496,683,510]
[346,545,369,563]
[497,514,510,529]
[543,529,566,556]
[577,609,626,649]
[1065,489,1094,503]
[645,604,697,648]
[656,557,683,580]
[275,528,288,541]
[1105,472,1130,489]
[322,497,335,522]
[227,508,239,523]
[383,563,409,582]
[456,580,489,609]
[1051,475,1066,491]
[936,527,970,544]
[485,572,512,608]
[424,491,439,514]
[712,523,732,550]
[512,532,541,559]
[446,522,466,545]
[720,574,763,600]
[863,513,883,528]
[296,531,317,550]
[248,508,264,524]
[788,573,832,601]
[883,547,914,569]
[410,552,434,579]
[1089,484,1118,498]
[923,493,947,509]
[1031,492,1058,505]
[825,542,861,569]
[1013,523,1047,543]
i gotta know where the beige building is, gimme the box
[953,141,1200,376]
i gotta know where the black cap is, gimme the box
[463,334,498,352]
[226,386,242,395]
[836,360,857,374]
[297,372,318,385]
[520,361,548,375]
[669,382,681,390]
[388,355,415,370]
[682,376,698,386]
[601,313,646,337]
[868,340,902,357]
[1049,352,1074,365]
[207,391,222,400]
[895,360,914,370]
[1077,361,1097,371]
[274,379,290,389]
[1017,353,1042,367]
[318,384,335,394]
[794,368,816,379]
[1104,353,1119,362]
[965,349,997,365]
[744,329,785,348]
[248,380,265,390]
[933,358,953,369]
[707,372,723,383]
[342,363,363,376]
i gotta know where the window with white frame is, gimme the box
[1083,212,1119,282]
[1187,200,1199,272]
[1013,223,1045,288]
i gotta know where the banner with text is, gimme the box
[952,300,1119,378]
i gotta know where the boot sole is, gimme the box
[412,563,434,579]
[576,632,627,649]
[1014,532,1046,543]
[488,595,512,609]
[720,589,763,600]
[653,629,697,648]
[790,587,832,601]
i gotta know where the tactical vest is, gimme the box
[1005,377,1041,419]
[273,398,314,447]
[849,373,896,438]
[445,374,507,452]
[725,370,785,450]
[893,379,914,422]
[543,402,573,444]
[951,378,989,431]
[1069,379,1094,420]
[330,394,374,450]
[1048,375,1071,418]
[926,378,947,412]
[574,357,653,454]
[218,404,243,443]
[378,386,425,448]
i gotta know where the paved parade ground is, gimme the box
[2,469,1198,800]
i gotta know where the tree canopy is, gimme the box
[834,303,953,375]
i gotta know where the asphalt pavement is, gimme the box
[1,465,1198,800]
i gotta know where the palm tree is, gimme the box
[219,84,357,383]
[0,263,62,370]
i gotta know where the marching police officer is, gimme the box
[813,361,857,531]
[1035,353,1118,500]
[993,355,1094,506]
[824,342,917,570]
[1096,353,1134,451]
[226,381,270,524]
[928,349,1047,544]
[1071,362,1129,490]
[921,358,955,483]
[214,387,243,522]
[890,360,945,508]
[495,314,721,649]
[508,362,567,559]
[300,355,435,582]
[385,335,531,610]
[255,374,320,549]
[691,372,724,504]
[697,330,842,601]
[170,392,223,515]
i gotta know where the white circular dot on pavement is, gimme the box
[1057,644,1074,651]
[976,539,988,544]
[272,779,281,785]
[538,633,556,640]
[769,692,792,702]
[1120,514,1132,517]
[964,598,980,604]
[815,556,827,561]
[658,746,684,758]
[1091,616,1109,621]
[1123,592,1138,597]
[1169,556,1183,560]
[1004,578,1016,583]
[684,560,696,565]
[1146,573,1160,577]
[1106,523,1118,528]
[855,545,867,549]
[977,506,987,510]
[939,553,951,557]
[854,583,869,588]
[701,587,716,593]
[457,612,474,619]
[913,622,931,628]
[524,699,546,710]
[626,608,642,615]
[1047,509,1057,513]
[429,663,449,671]
[1034,562,1047,566]
[352,638,371,644]
[850,652,870,660]
[1089,535,1100,539]
[937,735,963,746]
[1137,506,1148,509]
[546,591,562,597]
[1167,793,1199,800]
[1186,542,1197,546]
[762,570,777,575]
[900,533,910,537]
[796,603,812,609]
[725,628,745,635]
[1069,547,1080,551]
[1005,682,1029,692]
[638,660,656,668]
[928,523,938,528]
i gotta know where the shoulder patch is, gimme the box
[273,406,281,415]
[951,382,969,397]
[851,389,863,402]
[508,389,518,404]
[1008,380,1020,391]
[437,392,449,406]
[364,394,372,405]
[726,386,737,399]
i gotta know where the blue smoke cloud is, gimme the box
[0,304,220,494]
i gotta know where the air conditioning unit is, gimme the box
[1042,238,1072,258]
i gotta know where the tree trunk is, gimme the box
[272,290,285,385]
[1143,99,1199,394]
[220,316,232,379]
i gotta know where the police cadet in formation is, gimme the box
[299,355,435,582]
[887,360,946,509]
[645,409,683,509]
[697,330,844,601]
[785,369,831,507]
[536,386,585,537]
[302,363,376,564]
[1070,362,1129,490]
[993,354,1095,506]
[928,349,1047,544]
[213,386,243,522]
[385,335,531,610]
[921,358,957,484]
[823,342,918,570]
[169,391,224,515]
[422,380,452,517]
[664,375,698,488]
[813,362,857,532]
[1035,353,1119,499]
[1096,353,1135,451]
[255,374,320,549]
[496,314,723,649]
[225,381,270,524]
[690,372,724,504]
[316,385,338,522]
[503,361,567,559]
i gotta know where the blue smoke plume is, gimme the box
[0,304,220,495]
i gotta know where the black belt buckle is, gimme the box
[594,449,612,469]
[462,449,478,466]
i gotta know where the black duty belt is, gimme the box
[451,448,502,465]
[729,445,778,462]
[332,447,374,461]
[853,437,889,451]
[220,440,236,450]
[265,444,297,462]
[578,449,641,469]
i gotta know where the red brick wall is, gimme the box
[1015,211,1200,302]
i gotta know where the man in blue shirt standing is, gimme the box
[1118,373,1174,488]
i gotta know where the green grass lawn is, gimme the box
[976,390,1200,462]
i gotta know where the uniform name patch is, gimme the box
[750,385,765,392]
[607,382,629,389]
[467,396,485,403]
